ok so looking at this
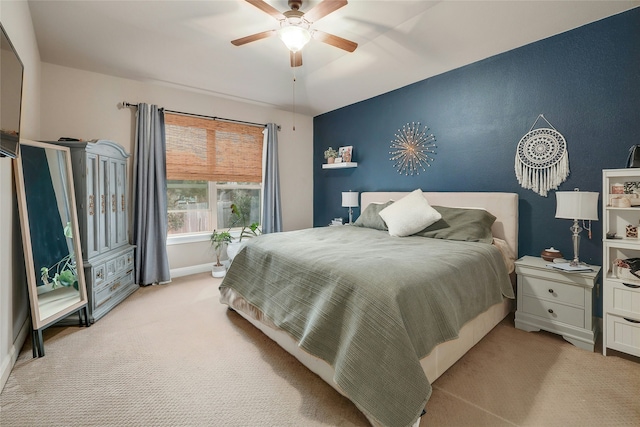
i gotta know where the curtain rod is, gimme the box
[121,102,280,130]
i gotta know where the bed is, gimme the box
[219,190,518,427]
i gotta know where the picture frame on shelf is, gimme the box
[339,146,353,163]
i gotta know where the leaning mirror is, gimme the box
[14,139,89,357]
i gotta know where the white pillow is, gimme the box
[378,189,442,237]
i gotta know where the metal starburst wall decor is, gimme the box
[389,122,437,175]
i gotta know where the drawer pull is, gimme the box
[623,317,640,324]
[548,289,554,294]
[548,309,554,314]
[110,282,122,292]
[622,282,640,289]
[96,295,112,308]
[96,270,103,279]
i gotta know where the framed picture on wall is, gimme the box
[339,146,353,163]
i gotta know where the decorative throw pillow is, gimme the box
[379,189,442,237]
[413,206,496,243]
[353,200,394,230]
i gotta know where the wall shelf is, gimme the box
[322,162,357,169]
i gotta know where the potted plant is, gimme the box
[324,147,339,164]
[210,229,232,277]
[227,197,262,262]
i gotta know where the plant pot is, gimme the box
[226,241,245,262]
[327,157,335,164]
[211,264,226,278]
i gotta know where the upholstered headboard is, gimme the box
[360,192,519,257]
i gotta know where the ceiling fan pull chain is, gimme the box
[292,70,297,131]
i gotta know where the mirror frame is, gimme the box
[14,139,88,334]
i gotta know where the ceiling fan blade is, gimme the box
[312,30,357,52]
[290,51,303,67]
[303,0,347,23]
[245,0,286,20]
[231,29,277,46]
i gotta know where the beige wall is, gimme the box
[0,0,42,391]
[40,64,314,271]
[2,2,313,390]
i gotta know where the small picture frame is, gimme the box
[334,157,343,163]
[339,146,353,163]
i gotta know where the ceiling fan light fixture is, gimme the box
[278,24,311,53]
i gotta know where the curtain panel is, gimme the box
[262,123,282,234]
[132,103,171,285]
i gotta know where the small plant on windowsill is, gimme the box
[324,147,339,164]
[210,229,232,278]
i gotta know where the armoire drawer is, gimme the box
[93,263,106,287]
[521,295,585,328]
[94,270,134,310]
[105,249,134,281]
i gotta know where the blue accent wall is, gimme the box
[313,8,640,317]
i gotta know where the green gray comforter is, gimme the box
[220,226,514,427]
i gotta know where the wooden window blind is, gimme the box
[165,113,264,183]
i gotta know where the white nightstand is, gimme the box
[514,256,601,352]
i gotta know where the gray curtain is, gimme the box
[132,103,170,285]
[261,123,282,233]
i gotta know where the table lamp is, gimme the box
[555,188,599,266]
[342,191,359,224]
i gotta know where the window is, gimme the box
[165,113,264,237]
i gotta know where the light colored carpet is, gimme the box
[1,273,638,426]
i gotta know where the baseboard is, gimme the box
[171,263,212,279]
[0,316,30,393]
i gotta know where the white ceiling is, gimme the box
[27,0,640,117]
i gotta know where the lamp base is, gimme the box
[569,219,583,266]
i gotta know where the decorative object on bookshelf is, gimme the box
[324,147,338,164]
[611,182,625,194]
[339,146,353,163]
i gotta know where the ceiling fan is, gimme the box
[231,0,358,67]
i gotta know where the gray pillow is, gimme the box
[353,201,394,230]
[412,206,496,243]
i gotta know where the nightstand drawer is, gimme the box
[606,314,640,357]
[521,276,585,307]
[604,281,640,319]
[522,295,585,328]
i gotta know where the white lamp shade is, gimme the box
[342,191,359,208]
[278,25,311,52]
[555,190,599,220]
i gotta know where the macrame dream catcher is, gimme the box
[390,122,437,175]
[515,114,569,197]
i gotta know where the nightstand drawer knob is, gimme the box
[548,289,554,294]
[548,309,554,314]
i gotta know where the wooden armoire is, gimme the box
[53,139,137,322]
